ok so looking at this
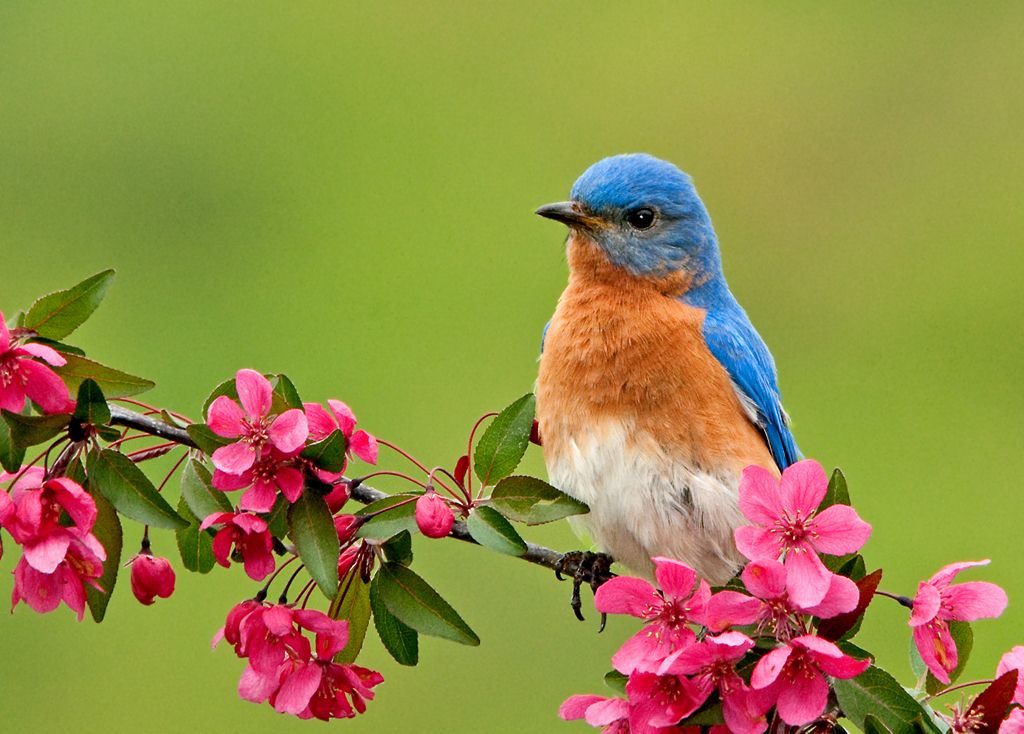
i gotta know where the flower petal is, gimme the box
[705,590,761,632]
[20,360,72,414]
[594,576,659,617]
[751,645,792,689]
[810,504,871,555]
[914,621,957,684]
[779,459,828,517]
[349,430,378,464]
[303,402,336,441]
[212,441,256,475]
[784,548,831,608]
[910,582,941,627]
[269,409,308,454]
[207,396,245,438]
[653,557,698,600]
[558,695,605,721]
[235,369,272,420]
[240,481,278,514]
[584,697,630,727]
[929,559,990,588]
[23,531,71,573]
[737,465,784,525]
[735,525,781,562]
[275,467,305,504]
[741,559,788,600]
[327,400,357,435]
[944,581,1008,621]
[803,572,859,618]
[775,665,829,726]
[17,342,66,366]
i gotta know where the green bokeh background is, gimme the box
[2,3,1022,732]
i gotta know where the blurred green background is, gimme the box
[2,2,1022,732]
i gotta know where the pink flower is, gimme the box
[338,545,360,579]
[734,460,871,608]
[11,530,105,620]
[705,559,858,638]
[212,448,305,513]
[334,514,360,544]
[415,491,454,539]
[594,557,710,674]
[997,647,1024,706]
[201,512,276,581]
[304,400,378,471]
[0,314,72,414]
[659,632,771,734]
[559,693,703,734]
[627,672,703,732]
[0,469,98,573]
[751,635,869,726]
[1000,708,1024,734]
[207,369,309,475]
[910,560,1008,684]
[129,552,176,605]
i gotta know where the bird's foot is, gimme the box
[554,551,615,630]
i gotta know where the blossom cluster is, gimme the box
[215,601,383,721]
[0,313,72,415]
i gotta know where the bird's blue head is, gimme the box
[537,153,722,283]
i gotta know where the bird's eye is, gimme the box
[625,207,656,230]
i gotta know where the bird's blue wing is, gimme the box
[700,307,800,470]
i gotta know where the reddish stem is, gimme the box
[466,411,498,496]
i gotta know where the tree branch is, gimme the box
[108,404,574,574]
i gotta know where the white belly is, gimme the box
[546,421,747,585]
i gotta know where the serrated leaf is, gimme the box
[185,424,232,455]
[834,666,943,734]
[86,449,188,529]
[0,417,26,473]
[473,394,535,486]
[289,488,339,598]
[382,530,413,566]
[818,568,883,641]
[328,569,371,663]
[822,467,851,509]
[85,492,123,622]
[175,497,215,573]
[490,475,589,525]
[180,459,232,521]
[73,379,111,426]
[53,353,155,398]
[269,374,302,412]
[25,269,115,340]
[375,562,479,646]
[301,430,348,472]
[266,494,290,538]
[1,410,70,448]
[355,495,419,540]
[370,572,418,665]
[604,670,627,695]
[467,505,527,556]
[917,621,973,695]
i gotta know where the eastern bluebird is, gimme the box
[535,153,799,587]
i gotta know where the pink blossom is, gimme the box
[627,672,703,732]
[304,399,378,471]
[201,512,276,581]
[415,492,454,539]
[334,514,360,544]
[337,545,360,579]
[705,559,858,639]
[129,552,176,605]
[659,632,770,734]
[212,448,305,513]
[734,460,871,608]
[910,560,1008,684]
[751,634,869,726]
[207,369,308,475]
[11,530,105,620]
[594,557,710,674]
[559,693,703,734]
[997,647,1024,706]
[1000,708,1024,734]
[0,314,72,414]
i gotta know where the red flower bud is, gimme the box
[415,491,454,539]
[324,482,351,514]
[337,545,360,579]
[529,419,542,446]
[334,514,359,543]
[130,553,176,605]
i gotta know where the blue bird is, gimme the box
[535,153,799,586]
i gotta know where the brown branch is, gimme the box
[108,404,577,575]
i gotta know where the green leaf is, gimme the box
[266,494,290,538]
[375,562,479,646]
[915,621,973,695]
[180,459,232,521]
[328,569,372,663]
[834,666,943,734]
[467,505,527,556]
[473,393,535,486]
[827,552,867,580]
[73,379,111,426]
[24,269,115,340]
[200,378,237,417]
[822,467,851,509]
[603,670,627,695]
[490,475,589,525]
[0,417,26,473]
[53,353,155,398]
[175,497,216,573]
[301,430,348,472]
[289,488,339,598]
[370,572,418,665]
[86,449,188,529]
[382,530,413,566]
[85,492,123,622]
[863,714,895,734]
[355,495,419,540]
[185,424,232,454]
[679,702,725,726]
[269,374,303,412]
[1,410,70,448]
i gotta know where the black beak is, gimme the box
[535,201,600,229]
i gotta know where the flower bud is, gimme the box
[334,514,360,543]
[324,482,351,514]
[415,491,454,539]
[337,545,360,579]
[130,553,176,605]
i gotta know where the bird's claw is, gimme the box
[554,551,615,630]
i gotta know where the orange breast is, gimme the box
[536,234,777,476]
